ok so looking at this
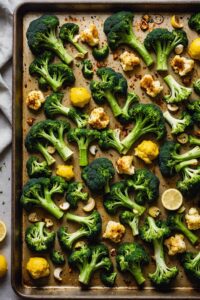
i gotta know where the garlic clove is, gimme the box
[59,202,70,211]
[74,241,86,249]
[167,104,179,112]
[175,44,184,55]
[83,197,95,212]
[47,146,56,154]
[89,145,98,156]
[44,218,54,228]
[54,268,63,281]
[28,212,39,223]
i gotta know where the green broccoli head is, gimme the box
[25,119,73,163]
[66,181,88,209]
[67,128,100,166]
[127,168,160,205]
[92,44,109,61]
[104,11,153,66]
[57,226,89,250]
[59,23,88,56]
[82,59,94,79]
[140,216,170,243]
[98,129,124,153]
[100,271,117,287]
[181,251,200,281]
[103,180,146,216]
[159,140,200,177]
[26,15,73,64]
[177,166,200,197]
[68,243,112,285]
[119,210,140,236]
[167,213,199,245]
[48,63,75,88]
[163,110,193,135]
[81,157,115,194]
[144,28,188,71]
[193,79,200,96]
[188,13,200,33]
[116,242,149,285]
[90,67,127,117]
[25,221,55,252]
[50,249,65,265]
[44,92,88,128]
[121,103,166,154]
[26,156,52,178]
[187,100,200,125]
[164,75,192,104]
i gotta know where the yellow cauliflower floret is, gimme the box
[140,74,163,97]
[119,51,140,71]
[26,257,50,279]
[80,24,99,47]
[26,90,45,111]
[134,140,159,164]
[164,234,186,256]
[171,55,194,76]
[56,165,74,181]
[103,221,125,243]
[70,87,91,108]
[185,208,200,230]
[116,155,135,175]
[88,107,110,129]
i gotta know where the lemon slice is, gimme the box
[0,221,7,242]
[161,189,183,211]
[171,15,183,29]
[0,255,8,278]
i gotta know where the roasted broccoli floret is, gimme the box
[159,140,200,177]
[103,180,146,216]
[100,271,117,287]
[59,23,88,57]
[164,75,192,104]
[92,44,109,61]
[90,67,127,117]
[189,135,200,146]
[25,119,73,164]
[26,15,73,64]
[20,176,68,219]
[177,166,200,197]
[181,251,200,281]
[82,59,94,79]
[68,243,113,285]
[119,210,140,236]
[44,92,88,128]
[66,181,88,209]
[104,11,153,66]
[167,213,199,245]
[25,221,55,252]
[67,128,100,166]
[121,103,166,154]
[118,92,139,124]
[163,110,193,135]
[140,217,178,286]
[127,168,160,205]
[187,100,200,125]
[26,156,52,178]
[50,249,65,265]
[116,242,149,285]
[144,28,188,71]
[81,157,115,194]
[98,129,124,153]
[193,79,200,95]
[188,12,200,33]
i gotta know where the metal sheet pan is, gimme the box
[12,1,200,298]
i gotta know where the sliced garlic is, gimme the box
[73,34,80,43]
[47,146,56,154]
[54,268,63,281]
[175,44,184,55]
[148,206,160,218]
[28,212,39,223]
[178,206,186,214]
[74,240,86,249]
[177,133,189,144]
[83,197,95,212]
[75,52,86,59]
[89,145,98,156]
[59,202,70,211]
[167,104,179,112]
[45,218,54,228]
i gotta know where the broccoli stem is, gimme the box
[189,135,200,146]
[104,90,122,117]
[52,38,73,65]
[36,66,61,92]
[79,264,93,285]
[121,120,145,154]
[128,38,153,67]
[155,41,170,71]
[175,220,198,245]
[153,238,166,272]
[175,159,198,173]
[129,264,146,285]
[174,147,200,165]
[72,41,88,56]
[130,218,139,236]
[79,148,88,167]
[37,143,56,166]
[37,190,63,219]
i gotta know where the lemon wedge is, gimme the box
[0,221,7,242]
[161,189,183,211]
[171,15,183,29]
[0,255,8,278]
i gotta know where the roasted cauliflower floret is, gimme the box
[185,208,200,230]
[88,107,110,129]
[119,51,140,71]
[164,234,186,256]
[56,165,75,181]
[80,24,99,47]
[26,90,45,111]
[134,140,159,164]
[26,257,50,279]
[103,221,125,243]
[116,155,135,175]
[171,55,194,76]
[140,74,163,97]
